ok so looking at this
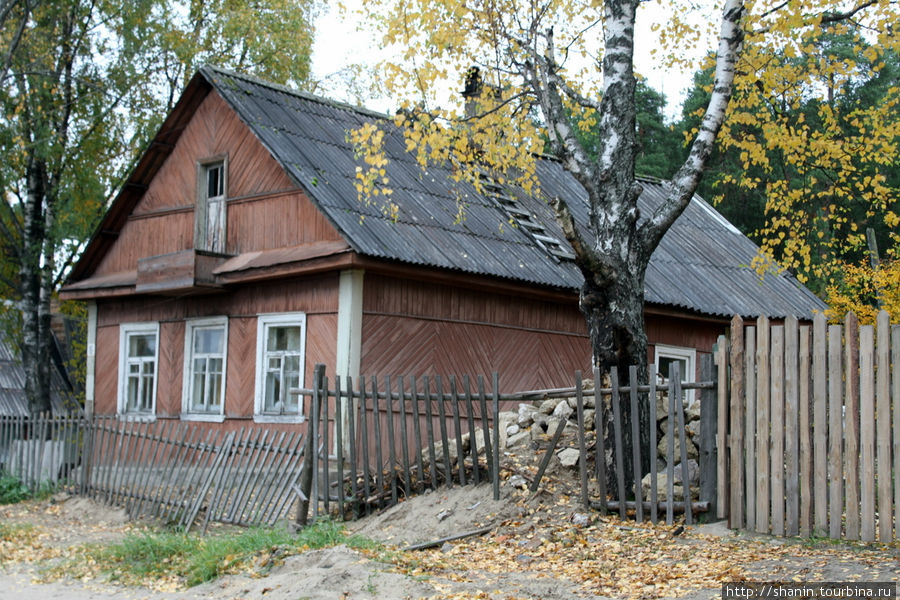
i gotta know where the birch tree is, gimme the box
[0,0,319,415]
[353,0,894,476]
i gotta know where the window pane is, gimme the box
[127,376,139,411]
[194,327,223,354]
[192,371,206,409]
[267,325,301,351]
[209,373,222,407]
[265,371,281,411]
[207,164,223,197]
[128,333,155,357]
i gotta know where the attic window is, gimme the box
[196,158,227,253]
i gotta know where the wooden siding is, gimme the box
[93,275,340,418]
[361,314,591,391]
[362,274,585,334]
[93,90,342,277]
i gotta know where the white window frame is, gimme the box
[196,156,227,253]
[654,344,697,406]
[254,313,307,423]
[181,317,228,422]
[117,322,160,419]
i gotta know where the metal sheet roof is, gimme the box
[0,337,79,417]
[203,66,826,320]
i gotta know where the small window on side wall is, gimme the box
[654,344,697,406]
[254,313,306,422]
[182,317,228,422]
[118,322,159,418]
[196,158,227,253]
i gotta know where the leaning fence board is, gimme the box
[492,372,500,501]
[875,311,892,543]
[844,313,861,540]
[666,374,676,526]
[463,377,479,486]
[828,324,844,539]
[859,325,876,542]
[410,375,425,495]
[385,375,399,504]
[399,376,413,494]
[435,376,451,489]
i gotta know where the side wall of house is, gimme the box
[93,275,339,418]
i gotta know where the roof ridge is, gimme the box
[200,64,393,122]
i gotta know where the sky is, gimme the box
[310,1,719,121]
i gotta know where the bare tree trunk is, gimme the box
[20,157,52,417]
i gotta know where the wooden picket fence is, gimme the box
[297,366,502,524]
[0,414,305,532]
[547,361,717,525]
[720,311,899,542]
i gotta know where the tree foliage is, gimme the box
[693,11,899,305]
[0,0,319,413]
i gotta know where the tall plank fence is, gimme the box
[721,311,899,542]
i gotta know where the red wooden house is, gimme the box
[60,67,825,423]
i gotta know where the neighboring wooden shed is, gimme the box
[61,66,826,424]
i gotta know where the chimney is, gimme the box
[462,66,483,118]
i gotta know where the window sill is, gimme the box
[116,413,157,423]
[253,414,305,424]
[180,413,226,423]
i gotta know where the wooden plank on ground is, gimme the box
[875,311,892,543]
[770,325,785,536]
[812,313,828,535]
[844,313,860,540]
[859,324,876,542]
[756,316,770,534]
[828,323,844,539]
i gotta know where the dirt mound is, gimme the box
[194,545,436,600]
[348,482,515,547]
[58,495,128,526]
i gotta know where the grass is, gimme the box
[0,471,54,504]
[0,472,34,504]
[63,519,380,588]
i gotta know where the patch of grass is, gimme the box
[0,472,33,504]
[65,519,380,589]
[0,472,54,504]
[0,521,35,541]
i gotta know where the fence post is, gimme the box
[729,315,745,529]
[296,363,326,528]
[492,372,500,501]
[698,353,718,521]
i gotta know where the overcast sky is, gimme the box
[311,1,718,120]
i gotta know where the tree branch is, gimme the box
[639,0,745,256]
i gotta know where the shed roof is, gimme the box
[0,335,79,417]
[204,66,824,319]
